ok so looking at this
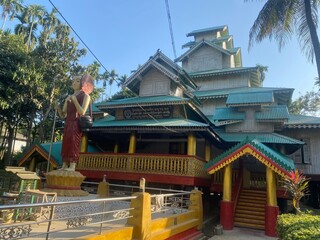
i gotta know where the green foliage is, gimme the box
[277,213,320,240]
[289,90,320,115]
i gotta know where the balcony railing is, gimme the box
[77,153,210,178]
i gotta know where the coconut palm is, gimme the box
[40,8,60,46]
[23,4,45,50]
[108,69,118,98]
[0,0,23,31]
[14,9,37,47]
[248,0,320,80]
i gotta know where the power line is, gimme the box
[165,0,177,59]
[48,0,109,75]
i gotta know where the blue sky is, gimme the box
[7,0,319,99]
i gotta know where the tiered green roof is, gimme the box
[214,129,304,145]
[226,91,274,106]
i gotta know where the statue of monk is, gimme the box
[55,74,94,171]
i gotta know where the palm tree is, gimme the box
[248,0,320,80]
[108,69,118,98]
[117,74,128,90]
[14,9,36,46]
[23,4,45,50]
[40,8,60,46]
[0,0,23,31]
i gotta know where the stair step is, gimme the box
[238,198,266,204]
[241,189,266,194]
[234,213,265,220]
[234,221,265,230]
[234,217,265,225]
[236,209,265,216]
[240,192,266,197]
[237,202,265,208]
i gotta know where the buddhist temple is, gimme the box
[19,25,320,237]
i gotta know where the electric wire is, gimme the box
[165,0,177,59]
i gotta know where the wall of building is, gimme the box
[199,98,226,116]
[182,46,224,72]
[193,74,249,91]
[226,108,274,133]
[139,69,170,96]
[282,128,320,176]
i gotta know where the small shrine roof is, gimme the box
[96,95,191,109]
[285,114,320,128]
[226,91,274,106]
[186,25,227,37]
[205,138,295,177]
[18,142,101,167]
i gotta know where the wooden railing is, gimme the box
[77,153,210,178]
[212,169,239,184]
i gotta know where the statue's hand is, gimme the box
[70,95,77,103]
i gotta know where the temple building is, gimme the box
[19,25,320,236]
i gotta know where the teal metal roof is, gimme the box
[205,138,295,175]
[285,114,320,128]
[214,129,304,145]
[193,87,294,103]
[93,118,209,128]
[189,67,259,78]
[19,142,101,167]
[226,91,274,106]
[186,25,227,37]
[255,105,289,120]
[96,95,190,109]
[213,107,245,120]
[182,35,232,48]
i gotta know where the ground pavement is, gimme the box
[207,227,278,240]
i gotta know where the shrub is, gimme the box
[277,213,320,239]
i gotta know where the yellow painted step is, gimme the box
[234,217,265,225]
[236,209,265,216]
[234,221,265,230]
[236,205,264,212]
[237,202,265,208]
[234,213,265,220]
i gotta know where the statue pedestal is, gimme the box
[43,170,88,197]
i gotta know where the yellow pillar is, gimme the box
[80,133,88,152]
[188,190,203,230]
[127,192,151,239]
[128,131,136,154]
[266,167,277,206]
[49,164,54,171]
[29,158,36,172]
[223,164,232,201]
[205,141,211,162]
[187,132,196,156]
[114,142,119,153]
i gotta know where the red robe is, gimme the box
[61,91,85,163]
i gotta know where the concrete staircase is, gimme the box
[234,189,266,230]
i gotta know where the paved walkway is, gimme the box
[208,227,277,240]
